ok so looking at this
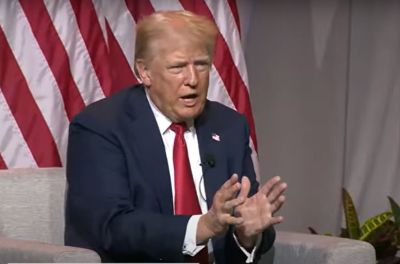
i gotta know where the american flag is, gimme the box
[0,0,259,177]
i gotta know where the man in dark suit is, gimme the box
[65,10,287,263]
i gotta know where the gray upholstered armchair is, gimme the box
[0,168,100,263]
[0,168,375,264]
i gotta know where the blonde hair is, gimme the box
[134,10,218,75]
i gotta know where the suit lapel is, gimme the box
[125,87,173,214]
[196,103,228,209]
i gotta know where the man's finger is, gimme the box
[268,215,284,226]
[221,214,244,225]
[216,174,242,202]
[259,176,282,196]
[267,182,288,203]
[221,173,239,190]
[270,195,286,213]
[238,176,251,200]
[221,181,242,201]
[223,196,245,211]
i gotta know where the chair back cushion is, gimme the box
[0,168,66,245]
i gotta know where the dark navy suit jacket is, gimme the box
[65,85,275,263]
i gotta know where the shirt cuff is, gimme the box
[182,215,206,256]
[232,232,262,263]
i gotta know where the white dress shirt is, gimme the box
[146,90,258,263]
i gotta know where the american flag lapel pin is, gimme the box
[211,133,220,142]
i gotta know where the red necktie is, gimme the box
[170,123,208,264]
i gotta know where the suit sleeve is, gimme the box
[65,120,189,262]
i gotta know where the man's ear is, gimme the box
[135,59,151,86]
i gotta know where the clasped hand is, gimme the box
[197,174,287,248]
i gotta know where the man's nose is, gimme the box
[184,64,198,87]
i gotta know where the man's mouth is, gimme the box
[180,94,198,106]
[181,94,197,99]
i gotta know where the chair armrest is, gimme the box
[261,231,376,264]
[0,236,101,263]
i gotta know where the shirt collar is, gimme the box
[145,88,194,134]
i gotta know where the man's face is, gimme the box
[138,35,211,123]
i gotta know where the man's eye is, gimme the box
[195,63,210,71]
[168,65,184,73]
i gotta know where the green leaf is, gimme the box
[388,196,400,226]
[342,188,361,239]
[360,220,398,259]
[359,211,393,241]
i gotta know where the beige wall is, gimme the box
[241,0,400,234]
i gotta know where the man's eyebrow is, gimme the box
[194,57,211,63]
[167,61,187,67]
[167,57,210,65]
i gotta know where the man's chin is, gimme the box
[174,109,203,123]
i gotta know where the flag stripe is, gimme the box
[205,0,249,87]
[100,0,139,91]
[43,0,106,106]
[227,0,241,36]
[19,0,85,120]
[149,0,183,11]
[214,37,258,148]
[125,0,155,22]
[207,65,236,109]
[0,88,37,168]
[69,0,112,96]
[179,0,258,149]
[105,20,139,92]
[0,26,61,167]
[100,0,137,70]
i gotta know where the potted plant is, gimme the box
[309,189,400,264]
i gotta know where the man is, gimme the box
[65,10,287,263]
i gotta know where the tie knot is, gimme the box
[170,122,187,135]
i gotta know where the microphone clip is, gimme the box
[201,154,216,169]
